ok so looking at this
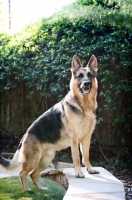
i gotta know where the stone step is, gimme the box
[62,167,125,200]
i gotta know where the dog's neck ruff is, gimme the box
[64,91,82,112]
[64,93,96,120]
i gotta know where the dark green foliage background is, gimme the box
[0,1,132,153]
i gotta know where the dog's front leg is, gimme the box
[80,135,99,174]
[70,137,85,178]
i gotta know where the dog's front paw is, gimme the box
[88,169,100,174]
[75,172,85,178]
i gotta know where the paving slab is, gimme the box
[0,166,21,178]
[62,167,125,200]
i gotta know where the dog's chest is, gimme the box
[75,113,95,137]
[62,107,96,140]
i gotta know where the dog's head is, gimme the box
[71,55,98,95]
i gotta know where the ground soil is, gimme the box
[0,138,132,200]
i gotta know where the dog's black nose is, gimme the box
[84,81,91,86]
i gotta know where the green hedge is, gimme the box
[0,16,132,150]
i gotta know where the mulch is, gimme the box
[111,169,132,200]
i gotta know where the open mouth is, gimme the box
[83,88,91,94]
[79,82,92,95]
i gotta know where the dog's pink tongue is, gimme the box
[83,89,90,94]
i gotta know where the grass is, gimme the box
[0,176,66,200]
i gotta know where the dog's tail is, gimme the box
[0,150,21,171]
[0,134,25,171]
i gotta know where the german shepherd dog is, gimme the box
[0,55,99,191]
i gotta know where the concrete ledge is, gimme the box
[55,162,74,169]
[1,152,14,159]
[62,167,125,200]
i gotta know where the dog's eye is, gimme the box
[77,73,84,78]
[87,72,92,77]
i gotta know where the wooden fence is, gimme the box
[0,80,117,148]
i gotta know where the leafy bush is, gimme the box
[76,0,127,9]
[0,2,132,153]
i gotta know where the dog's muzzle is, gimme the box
[80,81,92,95]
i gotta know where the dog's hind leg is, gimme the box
[19,142,42,191]
[20,163,33,191]
[19,152,41,191]
[30,150,55,190]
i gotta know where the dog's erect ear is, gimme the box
[87,55,98,72]
[71,55,82,73]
